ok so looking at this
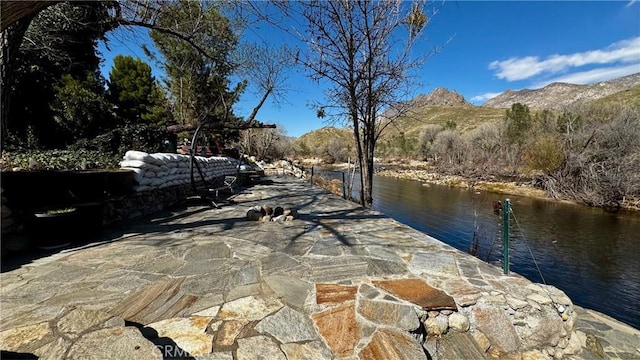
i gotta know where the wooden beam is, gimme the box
[1,1,60,32]
[167,122,276,134]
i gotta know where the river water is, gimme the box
[325,171,640,329]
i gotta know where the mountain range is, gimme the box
[483,72,640,109]
[294,72,640,154]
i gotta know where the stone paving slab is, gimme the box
[1,176,639,359]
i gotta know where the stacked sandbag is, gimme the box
[120,150,238,192]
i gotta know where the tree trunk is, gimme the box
[1,15,35,151]
[360,147,374,207]
[362,125,376,207]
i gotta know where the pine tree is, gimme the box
[150,1,239,128]
[108,55,168,126]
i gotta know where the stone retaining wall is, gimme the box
[102,184,194,225]
[4,150,242,233]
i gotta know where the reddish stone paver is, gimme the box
[358,328,425,360]
[315,283,358,304]
[311,302,360,357]
[373,278,457,311]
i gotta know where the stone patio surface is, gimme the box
[1,176,638,359]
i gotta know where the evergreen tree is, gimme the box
[150,1,240,130]
[51,72,114,144]
[504,103,532,145]
[6,2,116,148]
[108,55,169,125]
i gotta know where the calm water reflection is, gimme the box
[363,175,640,329]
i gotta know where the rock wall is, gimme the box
[308,251,585,359]
[260,159,307,179]
[103,184,194,225]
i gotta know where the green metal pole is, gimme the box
[342,172,346,199]
[502,199,510,275]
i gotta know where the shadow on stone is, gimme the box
[126,321,196,360]
[0,350,38,359]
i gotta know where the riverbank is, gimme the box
[321,158,640,212]
[2,176,637,359]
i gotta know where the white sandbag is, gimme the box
[122,167,152,185]
[120,160,162,172]
[133,185,152,192]
[124,150,152,162]
[150,178,165,187]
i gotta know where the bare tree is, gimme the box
[266,0,432,206]
[417,123,442,160]
[545,107,640,208]
[240,126,290,161]
[233,43,295,122]
[433,129,466,166]
[467,122,503,172]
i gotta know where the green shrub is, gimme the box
[1,149,120,171]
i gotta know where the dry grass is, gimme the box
[384,106,505,139]
[589,84,640,108]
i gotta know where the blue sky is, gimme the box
[98,1,640,138]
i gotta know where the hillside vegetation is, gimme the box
[292,75,640,209]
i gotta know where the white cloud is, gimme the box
[489,37,640,81]
[532,63,640,88]
[471,92,502,102]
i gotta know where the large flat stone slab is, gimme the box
[305,256,369,282]
[217,295,283,321]
[373,278,457,311]
[145,316,214,357]
[0,322,54,354]
[109,278,198,324]
[281,341,333,360]
[264,275,311,310]
[358,299,420,331]
[57,307,114,339]
[312,302,360,358]
[358,328,425,360]
[439,331,489,359]
[410,252,459,277]
[255,306,318,343]
[315,283,358,305]
[67,327,162,360]
[236,335,286,360]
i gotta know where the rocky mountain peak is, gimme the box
[414,87,472,107]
